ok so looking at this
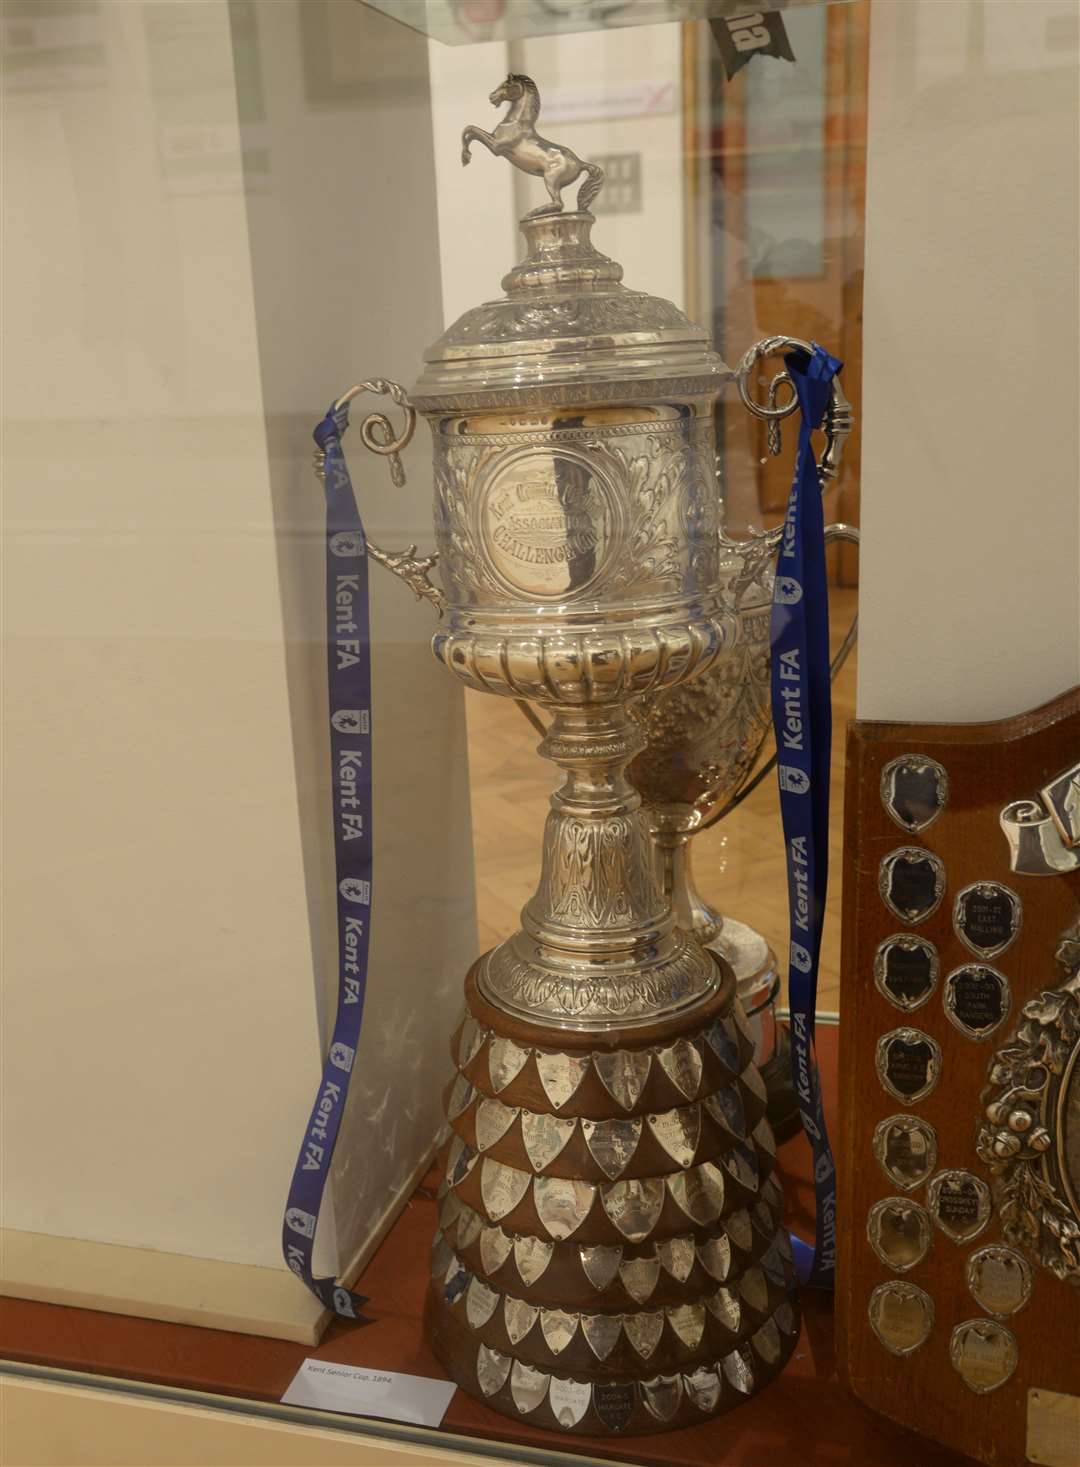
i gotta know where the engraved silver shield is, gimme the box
[536,1051,590,1110]
[476,1343,512,1398]
[657,1038,703,1100]
[618,1255,660,1304]
[504,1295,539,1346]
[466,1277,500,1329]
[624,1309,664,1359]
[722,1346,755,1395]
[480,1226,514,1278]
[548,1377,591,1428]
[582,1311,623,1361]
[699,1235,733,1282]
[648,1107,701,1169]
[602,1178,665,1240]
[481,1158,531,1221]
[706,1287,742,1334]
[521,1111,576,1172]
[667,1301,705,1350]
[657,1235,696,1282]
[514,1234,554,1287]
[540,1307,579,1355]
[475,1097,519,1152]
[640,1374,683,1423]
[534,1176,597,1239]
[949,1319,1018,1394]
[579,1242,622,1292]
[594,1050,652,1111]
[510,1359,550,1415]
[582,1117,642,1180]
[684,1366,721,1412]
[489,1036,530,1092]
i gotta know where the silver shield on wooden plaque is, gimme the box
[619,1255,661,1304]
[579,1242,622,1292]
[873,934,939,1012]
[722,1346,756,1395]
[480,1226,514,1278]
[879,847,946,925]
[927,1170,992,1243]
[481,1158,531,1221]
[514,1234,554,1287]
[476,1344,512,1398]
[504,1295,539,1346]
[658,1235,696,1282]
[582,1311,622,1361]
[684,1366,721,1412]
[594,1050,652,1111]
[535,1051,589,1111]
[641,1374,683,1423]
[510,1359,550,1415]
[489,1035,530,1093]
[548,1377,591,1428]
[966,1245,1034,1318]
[667,1301,706,1350]
[867,1280,934,1356]
[867,1197,932,1272]
[949,1319,1018,1394]
[602,1178,665,1241]
[540,1308,578,1355]
[583,1117,642,1180]
[943,964,1010,1041]
[648,1107,701,1169]
[475,1097,519,1152]
[521,1111,576,1173]
[880,754,949,833]
[534,1176,597,1239]
[953,881,1021,959]
[657,1038,704,1099]
[875,1028,942,1104]
[872,1113,938,1191]
[624,1309,664,1359]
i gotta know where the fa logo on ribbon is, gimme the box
[286,1207,317,1239]
[332,709,369,735]
[332,1287,357,1318]
[779,765,810,794]
[329,1041,355,1072]
[791,941,812,973]
[330,532,364,558]
[339,877,371,905]
[815,1153,835,1184]
[776,576,802,604]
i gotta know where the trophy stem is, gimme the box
[479,704,720,1031]
[656,828,724,947]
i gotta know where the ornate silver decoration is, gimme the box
[684,1366,721,1412]
[582,1117,642,1180]
[481,1159,531,1221]
[648,1108,701,1169]
[657,1039,703,1100]
[880,754,949,834]
[976,924,1080,1285]
[927,1170,992,1243]
[579,1243,622,1292]
[875,1028,942,1104]
[699,1236,733,1282]
[1001,761,1080,874]
[966,1244,1034,1318]
[658,1236,696,1282]
[466,1277,501,1329]
[480,1227,514,1278]
[944,964,1011,1041]
[514,1234,554,1287]
[504,1296,539,1346]
[475,1098,519,1152]
[619,1256,661,1304]
[540,1309,578,1355]
[521,1112,575,1173]
[872,1114,938,1191]
[488,1037,530,1093]
[510,1359,550,1415]
[535,1051,589,1111]
[879,847,947,925]
[602,1178,665,1241]
[953,881,1022,959]
[534,1176,597,1239]
[582,1312,622,1361]
[949,1319,1018,1394]
[867,1197,932,1272]
[868,1280,934,1356]
[594,1050,652,1111]
[477,1344,512,1398]
[873,934,939,1012]
[548,1377,592,1429]
[667,1301,706,1350]
[624,1310,664,1359]
[641,1374,683,1423]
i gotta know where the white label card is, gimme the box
[281,1358,456,1428]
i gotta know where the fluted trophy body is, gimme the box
[354,78,805,1436]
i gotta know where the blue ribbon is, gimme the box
[280,400,375,1323]
[770,344,841,1289]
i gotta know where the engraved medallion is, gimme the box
[667,1301,705,1350]
[582,1117,642,1180]
[579,1242,621,1292]
[504,1295,539,1346]
[466,1277,500,1329]
[704,1021,741,1075]
[548,1377,591,1428]
[881,754,949,833]
[944,964,1010,1040]
[966,1245,1033,1318]
[509,1359,550,1415]
[540,1308,578,1355]
[521,1111,575,1172]
[624,1310,664,1359]
[603,1178,665,1241]
[927,1169,991,1243]
[879,847,946,925]
[593,1381,635,1432]
[489,1036,530,1093]
[684,1366,721,1413]
[868,1280,934,1356]
[876,1028,942,1103]
[480,1226,514,1278]
[873,934,938,1012]
[535,1051,589,1111]
[456,1206,484,1250]
[706,1287,742,1333]
[699,1235,733,1282]
[475,1097,519,1152]
[476,1344,511,1398]
[751,1318,782,1365]
[513,1234,554,1287]
[657,1039,703,1099]
[704,1087,745,1137]
[738,1265,769,1315]
[657,1235,696,1282]
[619,1255,661,1304]
[594,1050,652,1111]
[722,1346,756,1395]
[953,882,1021,959]
[481,1158,531,1221]
[640,1374,682,1423]
[534,1176,596,1239]
[582,1311,622,1361]
[648,1108,701,1169]
[668,1168,723,1225]
[949,1319,1018,1394]
[447,1073,473,1120]
[457,1017,483,1067]
[867,1197,932,1272]
[726,1209,753,1251]
[872,1114,938,1191]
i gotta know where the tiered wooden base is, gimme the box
[425,956,799,1437]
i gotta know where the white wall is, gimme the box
[2,0,475,1294]
[858,0,1080,722]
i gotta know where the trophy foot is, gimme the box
[425,956,800,1436]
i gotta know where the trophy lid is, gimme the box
[411,76,729,412]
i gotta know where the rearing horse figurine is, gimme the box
[461,74,605,219]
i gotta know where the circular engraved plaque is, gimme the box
[927,1169,992,1243]
[879,847,946,925]
[867,1197,933,1272]
[868,1280,934,1356]
[873,1114,938,1191]
[875,1028,942,1104]
[479,448,621,601]
[881,754,949,833]
[966,1245,1034,1318]
[949,1319,1018,1394]
[953,881,1022,959]
[874,934,939,1012]
[944,964,1011,1041]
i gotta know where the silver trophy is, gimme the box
[334,76,851,1435]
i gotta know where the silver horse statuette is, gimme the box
[461,73,604,217]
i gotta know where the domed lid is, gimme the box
[411,74,729,412]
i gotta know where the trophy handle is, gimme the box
[314,379,445,618]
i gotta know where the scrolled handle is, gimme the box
[734,334,852,489]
